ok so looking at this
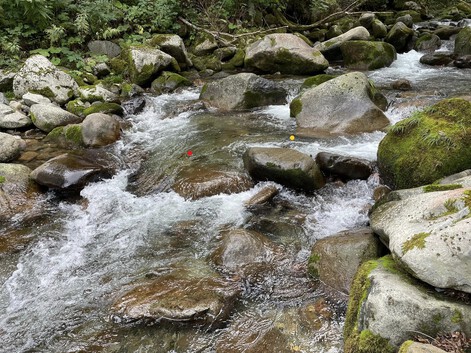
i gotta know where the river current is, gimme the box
[0,49,470,352]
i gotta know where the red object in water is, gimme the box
[187,150,193,157]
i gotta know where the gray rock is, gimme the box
[414,33,441,53]
[149,34,192,68]
[13,55,78,104]
[291,72,389,137]
[0,111,32,129]
[30,153,112,192]
[93,63,111,78]
[308,228,383,294]
[173,167,253,200]
[245,33,329,75]
[0,93,8,105]
[0,163,40,223]
[111,267,240,326]
[315,152,373,180]
[345,256,471,349]
[370,186,471,293]
[399,342,448,353]
[455,27,471,56]
[78,84,119,103]
[200,73,287,111]
[371,19,388,38]
[419,51,456,66]
[87,40,121,58]
[434,26,461,40]
[193,37,218,56]
[0,103,13,116]
[455,55,471,69]
[391,79,412,90]
[81,113,120,147]
[385,22,415,53]
[127,47,179,86]
[0,132,24,162]
[314,26,370,53]
[0,70,15,91]
[30,104,82,132]
[340,41,397,70]
[359,13,375,28]
[244,184,279,207]
[243,147,325,192]
[211,229,278,273]
[22,92,51,106]
[396,14,414,28]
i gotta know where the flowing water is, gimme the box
[1,50,470,353]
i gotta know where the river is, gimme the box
[0,48,470,352]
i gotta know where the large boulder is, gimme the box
[243,147,325,192]
[13,55,78,104]
[314,26,370,53]
[244,33,329,75]
[87,40,122,58]
[340,41,397,70]
[315,152,373,180]
[0,163,41,223]
[370,185,471,293]
[30,104,82,132]
[81,113,121,147]
[414,33,441,53]
[31,153,112,192]
[111,267,240,326]
[0,133,24,162]
[308,228,383,294]
[291,72,389,137]
[371,19,388,38]
[148,34,192,68]
[127,47,179,86]
[344,256,471,352]
[377,98,471,189]
[150,71,192,94]
[384,22,415,53]
[454,27,471,56]
[199,73,287,111]
[172,167,253,200]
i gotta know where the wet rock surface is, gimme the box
[315,152,373,181]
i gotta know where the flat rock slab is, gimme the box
[243,147,325,192]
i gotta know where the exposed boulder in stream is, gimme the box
[244,184,279,207]
[454,27,471,56]
[419,51,456,66]
[344,256,471,352]
[173,166,253,200]
[377,98,471,189]
[199,73,287,111]
[414,33,441,52]
[314,26,370,53]
[81,113,121,147]
[291,72,389,137]
[340,41,397,70]
[244,33,329,75]
[148,34,192,69]
[315,152,373,181]
[111,267,240,327]
[243,147,325,192]
[370,184,471,293]
[308,228,383,294]
[385,22,415,53]
[13,55,78,104]
[31,153,113,193]
[0,132,25,162]
[0,163,41,223]
[30,104,82,133]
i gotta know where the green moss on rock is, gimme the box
[66,99,86,117]
[109,57,128,74]
[83,103,123,116]
[301,74,335,91]
[307,253,321,277]
[402,232,430,253]
[289,97,303,117]
[151,71,191,94]
[0,176,6,183]
[378,98,471,189]
[423,183,462,192]
[398,340,414,353]
[64,125,83,145]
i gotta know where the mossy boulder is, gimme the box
[30,103,82,132]
[399,342,448,353]
[200,73,286,111]
[455,27,471,56]
[344,256,471,352]
[300,74,335,91]
[314,26,370,53]
[83,102,123,116]
[191,54,222,72]
[127,46,180,86]
[414,33,441,53]
[340,41,397,70]
[385,22,415,53]
[243,147,325,192]
[245,33,329,75]
[377,98,471,189]
[46,124,84,147]
[291,72,389,137]
[370,184,471,293]
[147,34,192,69]
[371,19,388,38]
[150,71,192,94]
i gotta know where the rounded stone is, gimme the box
[81,113,121,147]
[0,132,24,162]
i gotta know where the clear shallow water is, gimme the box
[1,49,470,353]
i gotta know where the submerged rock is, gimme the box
[419,51,456,66]
[315,152,373,181]
[291,72,389,137]
[13,55,78,104]
[377,98,471,189]
[344,256,471,352]
[200,73,286,111]
[245,33,329,75]
[173,167,253,200]
[111,268,240,326]
[370,185,471,293]
[308,228,383,294]
[31,153,113,192]
[243,147,325,192]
